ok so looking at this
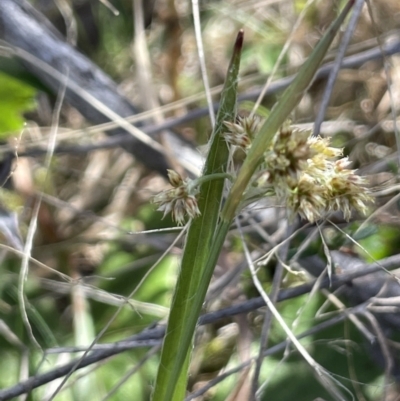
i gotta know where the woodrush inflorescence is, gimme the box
[154,119,372,225]
[226,118,372,222]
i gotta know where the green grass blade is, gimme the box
[151,30,244,401]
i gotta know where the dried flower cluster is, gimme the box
[225,119,372,222]
[153,169,200,226]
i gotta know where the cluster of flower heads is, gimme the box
[154,119,372,225]
[225,119,372,222]
[153,169,201,226]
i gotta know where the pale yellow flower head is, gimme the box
[259,123,373,222]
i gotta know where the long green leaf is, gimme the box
[151,31,244,401]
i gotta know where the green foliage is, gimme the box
[242,43,284,75]
[0,72,36,136]
[358,225,400,261]
[93,2,134,78]
[259,320,382,401]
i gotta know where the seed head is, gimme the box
[223,116,262,149]
[153,170,201,226]
[255,123,373,222]
[264,124,314,184]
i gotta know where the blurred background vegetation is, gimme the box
[1,0,400,400]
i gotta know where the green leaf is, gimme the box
[0,72,36,137]
[151,30,244,401]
